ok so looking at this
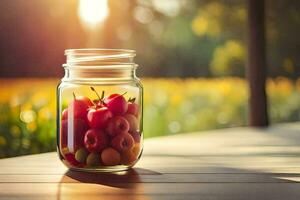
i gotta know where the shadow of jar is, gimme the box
[57,168,160,200]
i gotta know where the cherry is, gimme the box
[127,102,139,117]
[68,94,93,120]
[87,107,113,129]
[104,93,128,115]
[86,152,101,166]
[87,87,113,128]
[130,131,141,143]
[60,118,89,151]
[111,133,134,152]
[60,120,68,148]
[62,109,68,120]
[64,153,84,167]
[120,150,137,165]
[84,129,108,152]
[124,114,139,133]
[132,143,142,157]
[101,147,121,166]
[106,116,130,137]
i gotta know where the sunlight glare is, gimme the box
[78,0,109,26]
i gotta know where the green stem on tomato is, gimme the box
[101,90,105,100]
[90,87,101,101]
[121,91,127,96]
[128,97,136,103]
[90,87,106,107]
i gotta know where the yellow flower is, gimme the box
[27,122,37,133]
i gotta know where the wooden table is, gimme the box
[1,123,300,199]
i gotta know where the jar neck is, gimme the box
[63,65,137,82]
[62,49,138,82]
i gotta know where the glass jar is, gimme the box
[57,49,143,172]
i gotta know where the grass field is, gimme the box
[0,77,299,158]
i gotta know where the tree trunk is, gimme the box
[246,0,269,126]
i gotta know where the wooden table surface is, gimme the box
[1,123,300,200]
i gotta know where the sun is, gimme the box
[78,0,109,26]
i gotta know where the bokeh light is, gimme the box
[78,0,109,26]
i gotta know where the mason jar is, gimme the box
[57,49,143,172]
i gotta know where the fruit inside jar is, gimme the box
[60,87,142,169]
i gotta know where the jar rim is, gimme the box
[65,48,135,56]
[64,48,136,67]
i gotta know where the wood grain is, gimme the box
[1,124,300,199]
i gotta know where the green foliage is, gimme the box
[210,40,246,76]
[127,0,299,77]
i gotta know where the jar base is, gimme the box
[69,165,132,173]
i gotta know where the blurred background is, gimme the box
[0,0,299,158]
